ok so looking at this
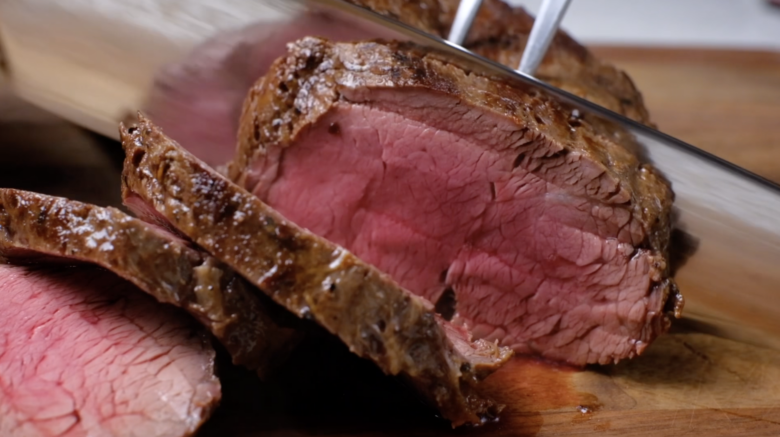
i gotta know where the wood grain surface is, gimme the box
[592,47,780,183]
[1,46,779,436]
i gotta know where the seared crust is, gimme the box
[231,37,681,361]
[347,0,652,124]
[120,116,513,427]
[0,189,300,375]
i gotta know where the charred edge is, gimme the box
[7,192,19,209]
[253,118,261,141]
[434,288,457,322]
[35,206,48,226]
[262,262,299,295]
[0,199,11,241]
[668,228,700,277]
[668,281,684,319]
[131,149,146,167]
[215,200,238,224]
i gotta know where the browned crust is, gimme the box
[347,0,652,124]
[230,37,681,358]
[120,115,513,427]
[0,189,301,376]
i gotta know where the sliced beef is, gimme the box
[0,263,220,437]
[145,0,649,167]
[119,115,513,428]
[230,37,682,366]
[0,188,300,375]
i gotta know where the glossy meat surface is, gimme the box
[0,264,220,437]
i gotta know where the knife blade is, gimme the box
[269,0,780,350]
[1,0,778,350]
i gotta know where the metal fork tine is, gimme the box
[447,0,484,46]
[518,0,573,76]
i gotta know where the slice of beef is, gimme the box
[144,0,648,167]
[143,12,386,167]
[119,115,513,428]
[231,37,683,366]
[0,189,301,375]
[0,263,220,437]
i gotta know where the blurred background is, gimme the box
[516,0,780,49]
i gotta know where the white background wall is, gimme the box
[507,0,780,50]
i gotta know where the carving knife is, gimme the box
[0,0,778,350]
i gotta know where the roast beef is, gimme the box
[230,37,683,366]
[144,0,651,167]
[0,188,300,375]
[0,263,220,437]
[119,115,513,427]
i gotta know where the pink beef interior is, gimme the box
[0,264,220,437]
[251,96,667,366]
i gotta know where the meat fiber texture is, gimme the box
[231,37,683,366]
[0,188,301,376]
[119,115,513,427]
[0,263,220,437]
[143,0,652,167]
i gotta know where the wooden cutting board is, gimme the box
[1,46,779,436]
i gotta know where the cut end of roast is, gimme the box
[232,36,681,366]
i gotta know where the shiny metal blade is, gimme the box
[1,0,778,350]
